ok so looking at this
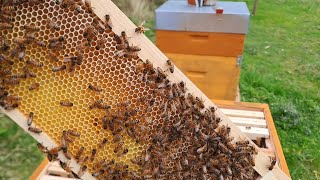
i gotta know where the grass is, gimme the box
[0,0,319,179]
[0,115,43,179]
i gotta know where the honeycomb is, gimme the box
[0,0,261,179]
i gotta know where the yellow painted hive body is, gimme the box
[0,0,290,179]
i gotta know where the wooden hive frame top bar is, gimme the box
[0,0,290,179]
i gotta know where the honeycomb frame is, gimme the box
[0,0,290,179]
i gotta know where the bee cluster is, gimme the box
[0,0,267,179]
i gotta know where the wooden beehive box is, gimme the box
[155,1,249,57]
[0,0,289,179]
[214,100,291,177]
[155,1,249,100]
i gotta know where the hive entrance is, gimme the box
[0,0,289,179]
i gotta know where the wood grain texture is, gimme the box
[2,0,290,179]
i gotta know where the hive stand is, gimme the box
[0,0,290,179]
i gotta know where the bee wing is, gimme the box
[139,20,145,27]
[144,28,150,31]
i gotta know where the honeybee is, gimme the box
[128,45,141,52]
[236,139,250,146]
[268,157,276,170]
[0,14,14,24]
[28,126,42,134]
[1,102,19,110]
[22,66,37,78]
[95,39,106,50]
[27,112,34,126]
[112,134,123,143]
[90,148,97,161]
[60,101,73,107]
[25,33,36,41]
[28,83,40,91]
[83,0,94,14]
[196,143,208,154]
[3,78,20,85]
[83,25,97,42]
[78,165,87,177]
[13,37,30,46]
[121,31,129,44]
[0,23,13,29]
[166,59,174,73]
[0,67,11,75]
[125,119,140,127]
[75,146,85,160]
[126,48,139,57]
[35,40,46,47]
[104,14,112,29]
[59,161,72,173]
[101,116,108,129]
[98,138,108,149]
[47,51,59,62]
[70,2,81,13]
[116,43,126,50]
[48,41,63,50]
[93,159,105,171]
[52,65,66,72]
[135,21,150,34]
[193,97,204,110]
[48,146,62,155]
[113,141,124,153]
[47,152,59,162]
[77,156,89,164]
[0,14,14,23]
[88,84,102,92]
[36,143,48,153]
[62,130,74,144]
[0,38,10,52]
[130,156,144,166]
[49,36,64,43]
[18,46,26,61]
[129,171,142,179]
[1,5,15,12]
[117,148,128,157]
[47,19,59,30]
[67,129,80,137]
[89,99,102,109]
[114,34,122,44]
[92,169,104,177]
[61,146,72,160]
[24,24,40,32]
[0,91,8,99]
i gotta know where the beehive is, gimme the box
[0,0,290,179]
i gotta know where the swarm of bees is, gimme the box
[0,0,278,179]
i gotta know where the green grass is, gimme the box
[0,115,43,179]
[0,0,319,179]
[237,0,320,179]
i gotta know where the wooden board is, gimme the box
[165,53,240,100]
[156,30,246,57]
[1,0,290,179]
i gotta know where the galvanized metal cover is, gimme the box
[155,1,250,34]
